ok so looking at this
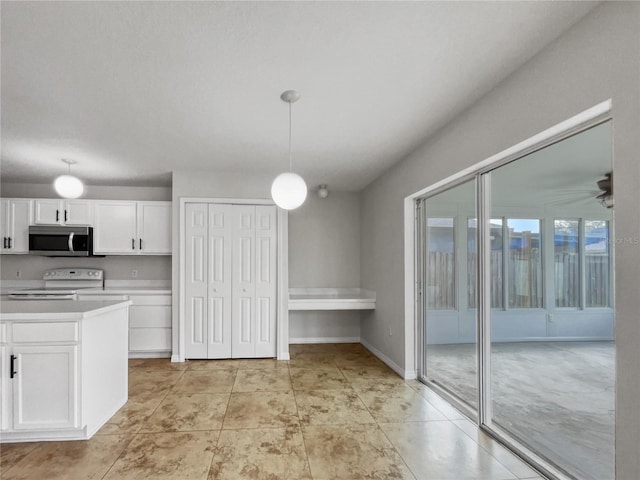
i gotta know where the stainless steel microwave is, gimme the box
[28,226,94,256]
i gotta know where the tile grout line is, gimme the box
[289,362,316,479]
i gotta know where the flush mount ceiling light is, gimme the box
[54,159,84,199]
[271,90,307,210]
[317,184,329,199]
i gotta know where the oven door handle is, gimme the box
[68,232,75,253]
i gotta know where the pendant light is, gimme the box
[54,159,84,199]
[271,90,307,210]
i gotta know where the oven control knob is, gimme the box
[45,272,50,276]
[88,271,93,276]
[49,272,55,276]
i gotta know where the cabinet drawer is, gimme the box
[12,322,78,343]
[129,328,171,351]
[130,306,171,328]
[129,295,171,306]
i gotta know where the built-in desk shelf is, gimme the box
[288,288,376,311]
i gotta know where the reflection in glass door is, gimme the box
[422,179,477,412]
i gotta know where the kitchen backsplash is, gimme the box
[0,254,171,281]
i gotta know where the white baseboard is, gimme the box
[289,336,361,344]
[170,354,183,363]
[129,351,171,359]
[360,338,414,379]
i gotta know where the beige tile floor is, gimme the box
[0,343,544,480]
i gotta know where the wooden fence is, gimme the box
[427,251,610,309]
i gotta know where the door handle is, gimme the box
[10,355,17,379]
[7,237,11,249]
[132,238,135,250]
[139,238,142,250]
[64,210,68,222]
[56,209,60,222]
[68,233,75,253]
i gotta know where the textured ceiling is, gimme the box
[0,1,598,190]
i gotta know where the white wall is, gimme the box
[288,191,361,341]
[359,3,640,477]
[0,183,172,281]
[0,182,171,201]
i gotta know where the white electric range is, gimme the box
[9,268,104,300]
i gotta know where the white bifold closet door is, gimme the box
[185,203,277,359]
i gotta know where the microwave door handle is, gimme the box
[68,232,75,253]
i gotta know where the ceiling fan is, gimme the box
[596,172,613,208]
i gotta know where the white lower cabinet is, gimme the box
[1,322,79,435]
[12,345,78,430]
[1,303,129,442]
[77,292,172,357]
[129,295,172,355]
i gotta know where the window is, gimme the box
[426,217,455,309]
[554,220,580,307]
[507,219,542,308]
[467,218,503,308]
[585,220,610,307]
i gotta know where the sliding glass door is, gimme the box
[421,179,477,412]
[419,120,614,480]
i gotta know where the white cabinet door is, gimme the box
[12,345,78,431]
[184,203,277,360]
[232,206,257,359]
[137,202,171,254]
[34,199,63,225]
[64,200,93,225]
[0,345,8,431]
[254,206,277,358]
[207,204,233,359]
[93,201,138,254]
[0,199,8,252]
[185,203,209,359]
[1,199,33,253]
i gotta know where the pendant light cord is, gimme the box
[288,101,293,172]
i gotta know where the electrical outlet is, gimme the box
[16,270,21,278]
[131,270,138,278]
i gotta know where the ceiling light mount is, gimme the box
[54,158,84,199]
[317,184,329,199]
[271,90,307,210]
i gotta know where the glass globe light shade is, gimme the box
[54,174,84,199]
[271,172,307,210]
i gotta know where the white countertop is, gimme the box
[0,300,132,321]
[80,287,172,295]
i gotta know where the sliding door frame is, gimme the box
[406,100,613,480]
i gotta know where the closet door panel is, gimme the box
[255,206,277,357]
[231,206,256,358]
[207,205,233,359]
[185,204,208,359]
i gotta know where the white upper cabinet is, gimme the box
[1,199,33,254]
[137,202,172,254]
[34,199,93,226]
[93,200,171,255]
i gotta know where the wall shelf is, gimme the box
[288,288,376,311]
